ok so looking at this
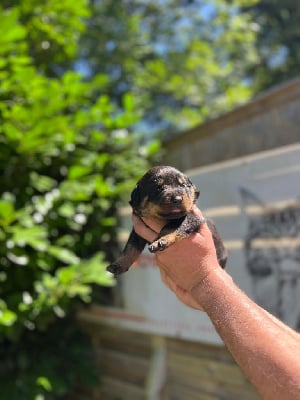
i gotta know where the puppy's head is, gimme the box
[130,166,199,220]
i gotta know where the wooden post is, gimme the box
[145,336,167,400]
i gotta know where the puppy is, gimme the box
[107,166,227,275]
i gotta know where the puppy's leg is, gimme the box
[206,218,228,268]
[149,213,205,253]
[148,215,227,269]
[107,229,147,275]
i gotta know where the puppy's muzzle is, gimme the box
[172,195,183,204]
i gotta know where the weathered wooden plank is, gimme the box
[168,372,258,400]
[95,348,149,385]
[167,350,260,399]
[169,380,260,400]
[81,321,152,357]
[93,375,145,400]
[168,381,219,400]
[77,321,260,399]
[168,352,247,385]
[167,338,232,362]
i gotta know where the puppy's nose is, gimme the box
[172,195,183,204]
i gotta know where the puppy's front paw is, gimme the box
[149,238,168,253]
[106,262,126,275]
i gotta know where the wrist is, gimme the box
[190,266,232,312]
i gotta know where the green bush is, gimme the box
[0,318,98,400]
[0,3,154,398]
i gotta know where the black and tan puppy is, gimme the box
[107,166,227,275]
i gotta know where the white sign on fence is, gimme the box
[93,143,300,344]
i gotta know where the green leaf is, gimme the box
[2,121,23,141]
[57,203,75,218]
[145,140,161,156]
[0,309,17,326]
[68,165,92,180]
[30,172,57,192]
[0,8,27,47]
[7,252,29,265]
[48,246,80,264]
[0,300,17,327]
[0,199,15,227]
[123,92,134,112]
[67,283,91,299]
[10,225,48,251]
[95,176,113,197]
[101,217,116,227]
[36,376,53,392]
[59,180,95,201]
[80,253,115,287]
[56,266,76,285]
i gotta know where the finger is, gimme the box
[132,214,158,242]
[140,215,165,233]
[160,269,187,298]
[160,269,203,311]
[160,269,184,297]
[160,268,176,291]
[191,205,204,218]
[191,206,213,237]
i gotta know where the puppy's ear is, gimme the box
[129,184,141,208]
[192,182,200,201]
[187,178,200,200]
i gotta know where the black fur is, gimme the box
[107,166,227,275]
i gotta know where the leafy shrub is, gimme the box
[0,318,98,400]
[0,3,154,398]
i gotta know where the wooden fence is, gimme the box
[75,317,260,400]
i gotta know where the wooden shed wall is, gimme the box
[74,320,260,400]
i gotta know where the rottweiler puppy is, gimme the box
[106,166,227,275]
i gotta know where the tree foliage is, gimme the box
[2,0,298,397]
[80,0,260,135]
[244,0,300,91]
[0,2,152,398]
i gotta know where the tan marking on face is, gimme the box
[180,192,194,212]
[140,202,164,219]
[132,179,197,223]
[177,176,184,185]
[141,190,195,220]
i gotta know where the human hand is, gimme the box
[132,206,222,310]
[159,268,204,310]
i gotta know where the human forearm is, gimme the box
[133,210,300,398]
[192,268,300,400]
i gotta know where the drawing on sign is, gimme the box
[240,188,300,329]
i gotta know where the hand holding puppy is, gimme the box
[133,206,222,310]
